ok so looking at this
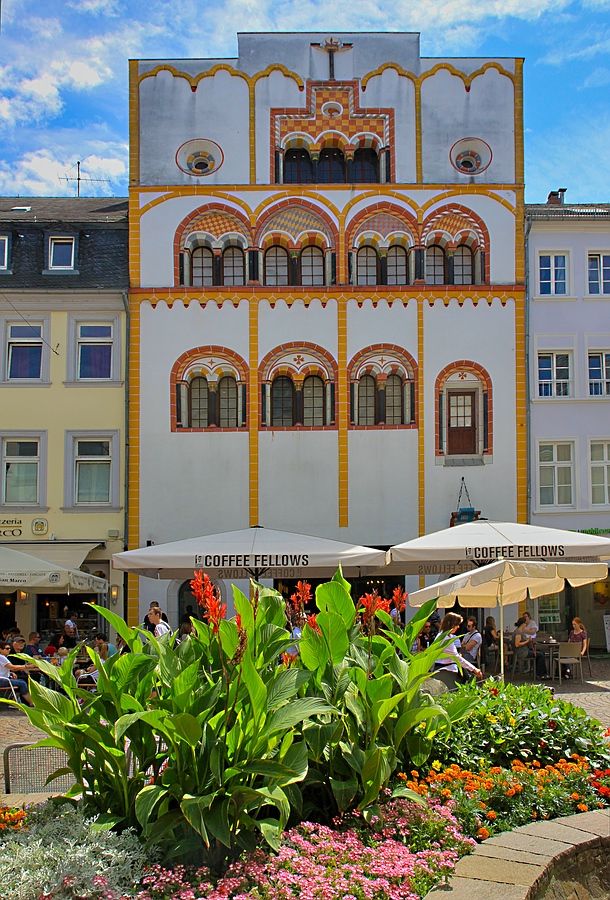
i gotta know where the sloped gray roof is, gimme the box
[0,197,128,225]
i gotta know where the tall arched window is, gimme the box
[357,247,378,285]
[385,375,404,424]
[190,376,209,428]
[191,247,214,287]
[303,375,324,426]
[222,247,245,286]
[271,376,294,426]
[300,246,324,286]
[318,148,345,184]
[264,247,289,286]
[284,149,313,184]
[358,374,376,425]
[353,148,379,183]
[426,246,445,285]
[453,246,473,285]
[387,246,408,285]
[218,376,238,427]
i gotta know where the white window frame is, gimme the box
[48,236,75,270]
[537,440,575,509]
[537,351,572,398]
[587,351,610,397]
[0,314,51,384]
[0,430,47,509]
[65,314,122,384]
[0,235,8,271]
[590,439,610,507]
[537,251,569,297]
[63,430,121,511]
[587,251,610,297]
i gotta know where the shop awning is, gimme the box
[0,542,102,570]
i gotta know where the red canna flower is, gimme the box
[359,591,390,629]
[290,580,312,612]
[190,569,226,633]
[306,613,321,634]
[391,586,407,612]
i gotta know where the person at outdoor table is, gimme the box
[174,621,194,647]
[95,632,117,658]
[460,616,482,664]
[149,607,171,638]
[75,641,108,685]
[142,601,169,634]
[0,639,34,706]
[25,632,46,659]
[562,617,588,679]
[50,623,78,650]
[522,611,539,639]
[417,621,433,652]
[513,616,548,678]
[432,613,482,688]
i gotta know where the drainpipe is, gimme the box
[121,289,129,622]
[524,214,533,525]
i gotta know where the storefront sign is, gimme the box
[195,553,309,569]
[465,545,566,560]
[0,517,23,536]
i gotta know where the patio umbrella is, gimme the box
[112,526,389,581]
[386,521,610,575]
[408,558,608,678]
[0,546,108,593]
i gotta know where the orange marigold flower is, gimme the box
[478,801,487,809]
[490,767,502,775]
[486,810,497,820]
[577,803,588,812]
[477,827,490,840]
[532,811,538,818]
[440,789,452,798]
[571,793,580,801]
[505,788,516,797]
[532,760,541,768]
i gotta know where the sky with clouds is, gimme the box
[0,0,609,202]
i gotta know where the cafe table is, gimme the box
[534,638,560,680]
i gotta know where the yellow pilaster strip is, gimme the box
[249,83,256,185]
[417,295,425,536]
[126,295,141,626]
[415,82,423,183]
[513,59,527,523]
[249,297,259,525]
[129,60,140,186]
[514,60,525,190]
[337,294,349,527]
[338,214,347,286]
[128,190,141,286]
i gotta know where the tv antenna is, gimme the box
[58,159,110,197]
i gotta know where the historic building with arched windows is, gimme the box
[127,31,526,622]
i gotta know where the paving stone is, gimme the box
[513,821,602,845]
[427,875,529,899]
[484,831,572,857]
[553,810,610,837]
[474,843,558,866]
[454,854,545,884]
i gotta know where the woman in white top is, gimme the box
[432,613,482,688]
[0,639,34,706]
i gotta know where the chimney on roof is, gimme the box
[547,188,567,206]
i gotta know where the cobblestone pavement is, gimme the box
[1,657,610,796]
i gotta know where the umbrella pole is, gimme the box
[499,582,505,681]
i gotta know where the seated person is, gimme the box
[50,624,78,650]
[431,612,482,689]
[0,639,34,706]
[9,635,45,684]
[25,632,46,659]
[75,641,108,686]
[522,611,539,639]
[416,621,433,652]
[460,616,482,664]
[513,617,547,678]
[95,632,117,658]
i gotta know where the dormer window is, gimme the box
[49,237,75,269]
[0,236,8,270]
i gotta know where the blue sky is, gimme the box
[0,0,609,202]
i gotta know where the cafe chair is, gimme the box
[553,643,584,684]
[0,680,19,703]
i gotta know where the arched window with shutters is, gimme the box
[303,375,325,426]
[387,246,408,285]
[191,247,214,287]
[190,376,209,428]
[271,376,294,426]
[318,148,345,184]
[300,246,324,286]
[353,148,379,183]
[264,247,289,286]
[426,246,445,285]
[385,375,404,424]
[358,374,377,425]
[218,375,238,428]
[284,149,313,184]
[357,246,378,285]
[453,246,473,285]
[222,247,245,286]
[349,346,418,429]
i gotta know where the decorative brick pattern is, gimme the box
[254,198,338,249]
[174,203,253,285]
[258,341,338,430]
[347,202,419,250]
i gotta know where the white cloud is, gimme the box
[0,139,128,197]
[67,0,122,14]
[582,66,610,87]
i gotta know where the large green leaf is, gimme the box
[299,623,327,671]
[232,586,254,632]
[29,679,76,720]
[394,706,449,750]
[203,796,232,847]
[371,691,408,739]
[315,581,355,628]
[331,565,351,593]
[164,713,202,747]
[404,730,434,767]
[89,603,144,652]
[266,667,311,708]
[317,610,349,664]
[264,698,335,735]
[359,747,392,809]
[181,793,216,846]
[135,784,169,828]
[303,722,338,761]
[241,652,267,727]
[330,776,358,812]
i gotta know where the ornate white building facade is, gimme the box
[127,32,526,623]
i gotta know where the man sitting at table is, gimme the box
[0,639,34,706]
[25,632,46,659]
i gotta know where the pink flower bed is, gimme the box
[132,799,474,900]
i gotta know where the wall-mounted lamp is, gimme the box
[110,585,120,606]
[17,590,28,605]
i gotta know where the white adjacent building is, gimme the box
[127,31,527,624]
[527,190,610,645]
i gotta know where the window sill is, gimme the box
[0,381,51,388]
[0,269,13,275]
[42,268,80,275]
[583,294,610,301]
[0,506,49,513]
[436,456,490,466]
[63,380,124,388]
[60,506,122,513]
[532,295,577,302]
